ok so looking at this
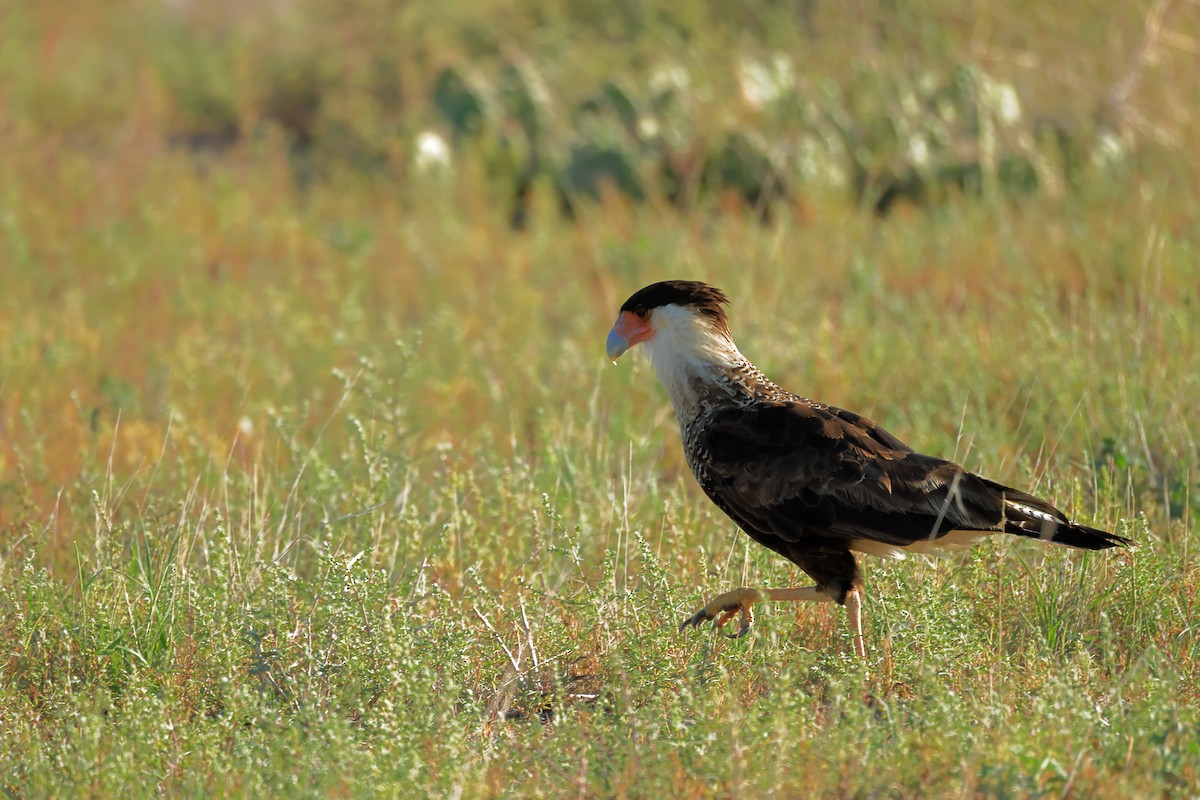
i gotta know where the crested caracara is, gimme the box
[606,280,1131,657]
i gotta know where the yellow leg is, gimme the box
[844,587,867,659]
[679,585,833,639]
[681,585,868,658]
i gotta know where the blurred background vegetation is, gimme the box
[2,2,1200,794]
[4,0,1197,554]
[6,0,1197,219]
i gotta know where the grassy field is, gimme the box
[3,1,1200,797]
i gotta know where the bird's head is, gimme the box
[606,280,737,370]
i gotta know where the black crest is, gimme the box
[619,281,730,328]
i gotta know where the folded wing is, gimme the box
[697,402,1130,551]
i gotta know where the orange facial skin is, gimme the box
[606,310,654,361]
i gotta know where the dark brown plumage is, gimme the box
[697,400,1129,600]
[606,280,1132,656]
[620,280,732,334]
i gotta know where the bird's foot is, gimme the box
[679,587,764,639]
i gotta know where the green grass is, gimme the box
[3,1,1200,797]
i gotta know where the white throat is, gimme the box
[642,304,745,416]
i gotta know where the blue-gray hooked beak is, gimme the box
[606,326,630,362]
[606,311,652,363]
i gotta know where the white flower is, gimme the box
[414,131,452,173]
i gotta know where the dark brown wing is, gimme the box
[697,401,1130,550]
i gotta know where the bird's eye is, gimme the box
[634,307,648,320]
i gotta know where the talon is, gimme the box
[679,588,761,638]
[724,604,754,639]
[709,604,753,639]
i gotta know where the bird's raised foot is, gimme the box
[679,587,765,639]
